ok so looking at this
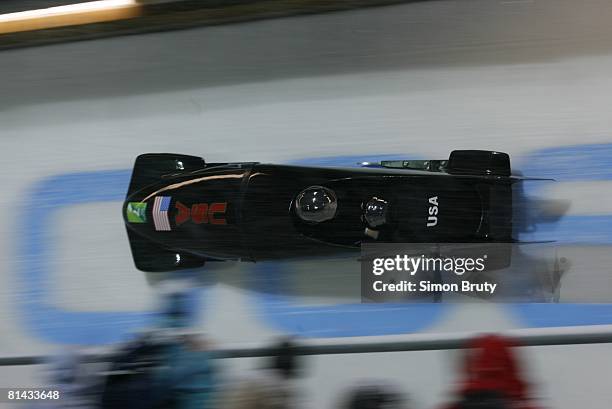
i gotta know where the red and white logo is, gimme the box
[175,202,227,225]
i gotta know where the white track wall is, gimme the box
[2,1,612,408]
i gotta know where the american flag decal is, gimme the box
[153,196,172,231]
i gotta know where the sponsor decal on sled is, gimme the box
[176,201,227,225]
[153,196,172,231]
[126,202,147,223]
[427,196,438,227]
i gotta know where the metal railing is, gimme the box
[2,325,612,367]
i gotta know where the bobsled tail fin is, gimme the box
[127,153,206,198]
[447,150,511,177]
[125,228,205,272]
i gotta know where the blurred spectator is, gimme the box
[454,390,510,409]
[441,334,541,409]
[222,338,303,409]
[151,331,218,409]
[99,331,218,409]
[339,383,408,409]
[98,278,219,409]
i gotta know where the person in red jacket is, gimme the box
[441,334,542,409]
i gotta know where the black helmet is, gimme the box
[364,197,388,228]
[295,186,338,223]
